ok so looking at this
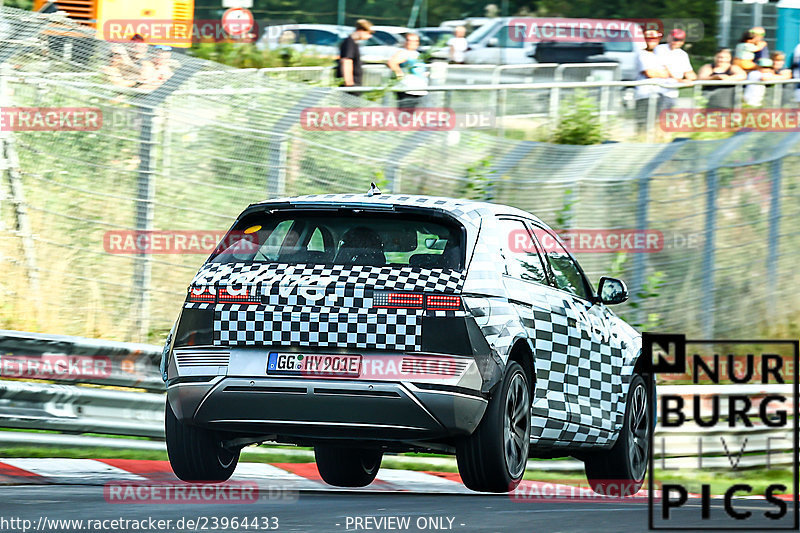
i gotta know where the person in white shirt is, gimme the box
[447,26,468,64]
[792,43,800,102]
[635,29,671,132]
[654,28,697,107]
[744,57,779,107]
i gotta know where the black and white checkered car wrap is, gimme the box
[181,194,643,450]
[214,305,420,350]
[188,263,465,351]
[191,263,464,293]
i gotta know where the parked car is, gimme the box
[417,27,454,48]
[431,17,639,79]
[255,23,346,57]
[162,191,652,494]
[439,17,493,31]
[369,25,434,50]
[255,23,399,63]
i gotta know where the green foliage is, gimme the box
[5,0,33,9]
[550,90,606,145]
[189,42,332,68]
[461,156,494,200]
[610,252,665,331]
[554,188,575,227]
[371,169,390,192]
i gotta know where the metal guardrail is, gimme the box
[0,332,793,470]
[0,329,163,391]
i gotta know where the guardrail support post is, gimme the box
[762,132,800,317]
[698,133,749,338]
[630,139,687,327]
[269,134,288,197]
[129,62,202,342]
[646,93,657,142]
[700,168,718,338]
[767,155,781,316]
[133,107,156,343]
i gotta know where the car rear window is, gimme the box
[210,211,465,270]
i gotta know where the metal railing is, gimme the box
[261,62,622,88]
[333,77,800,140]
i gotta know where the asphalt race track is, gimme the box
[0,485,791,533]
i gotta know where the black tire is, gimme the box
[314,445,383,487]
[165,401,239,482]
[584,373,651,496]
[456,361,531,493]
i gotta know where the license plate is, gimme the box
[267,352,361,377]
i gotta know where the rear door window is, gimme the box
[211,212,465,270]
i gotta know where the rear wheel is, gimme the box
[456,361,531,492]
[165,401,239,482]
[584,373,651,496]
[314,445,383,487]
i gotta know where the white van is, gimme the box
[432,17,642,80]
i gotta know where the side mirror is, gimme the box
[598,276,628,305]
[487,37,499,47]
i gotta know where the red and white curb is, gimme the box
[0,459,790,502]
[0,459,470,493]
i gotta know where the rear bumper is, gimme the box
[167,376,488,441]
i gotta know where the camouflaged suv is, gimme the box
[162,192,652,493]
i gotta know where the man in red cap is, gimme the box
[634,28,671,133]
[654,28,696,107]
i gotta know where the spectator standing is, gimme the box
[793,42,800,78]
[336,19,373,89]
[770,51,792,79]
[697,48,746,108]
[698,48,746,82]
[634,29,670,133]
[388,32,429,110]
[125,38,156,86]
[750,27,769,61]
[102,46,137,88]
[140,45,174,90]
[734,31,758,71]
[448,26,468,64]
[654,28,697,108]
[743,58,778,107]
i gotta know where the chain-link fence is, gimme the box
[0,8,798,343]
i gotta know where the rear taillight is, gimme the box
[217,287,260,304]
[187,286,215,303]
[373,292,461,311]
[426,294,461,310]
[186,286,261,304]
[374,292,424,308]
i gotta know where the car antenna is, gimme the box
[367,182,382,197]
